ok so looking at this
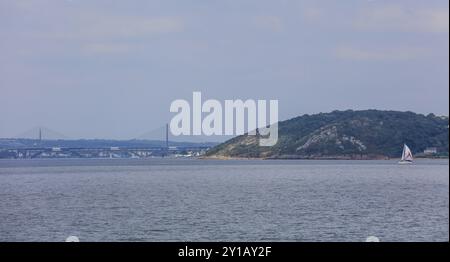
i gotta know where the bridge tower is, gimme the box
[162,123,169,157]
[166,123,169,149]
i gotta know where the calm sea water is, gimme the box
[0,158,448,242]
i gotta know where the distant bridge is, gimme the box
[2,145,210,159]
[2,124,214,159]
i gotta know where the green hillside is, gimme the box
[205,110,449,159]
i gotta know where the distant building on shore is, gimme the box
[423,147,438,155]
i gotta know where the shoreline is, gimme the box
[200,155,449,161]
[0,156,448,161]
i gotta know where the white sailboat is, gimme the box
[398,144,413,164]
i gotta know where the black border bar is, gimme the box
[0,242,448,260]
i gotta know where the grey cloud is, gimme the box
[252,16,284,32]
[335,46,433,61]
[354,5,449,33]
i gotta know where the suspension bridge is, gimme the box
[0,125,214,159]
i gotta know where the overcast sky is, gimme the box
[0,0,448,140]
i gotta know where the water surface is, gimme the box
[0,158,448,242]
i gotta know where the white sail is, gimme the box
[401,144,413,162]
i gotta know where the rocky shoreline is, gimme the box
[200,155,448,160]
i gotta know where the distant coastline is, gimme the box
[200,155,449,160]
[2,110,448,160]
